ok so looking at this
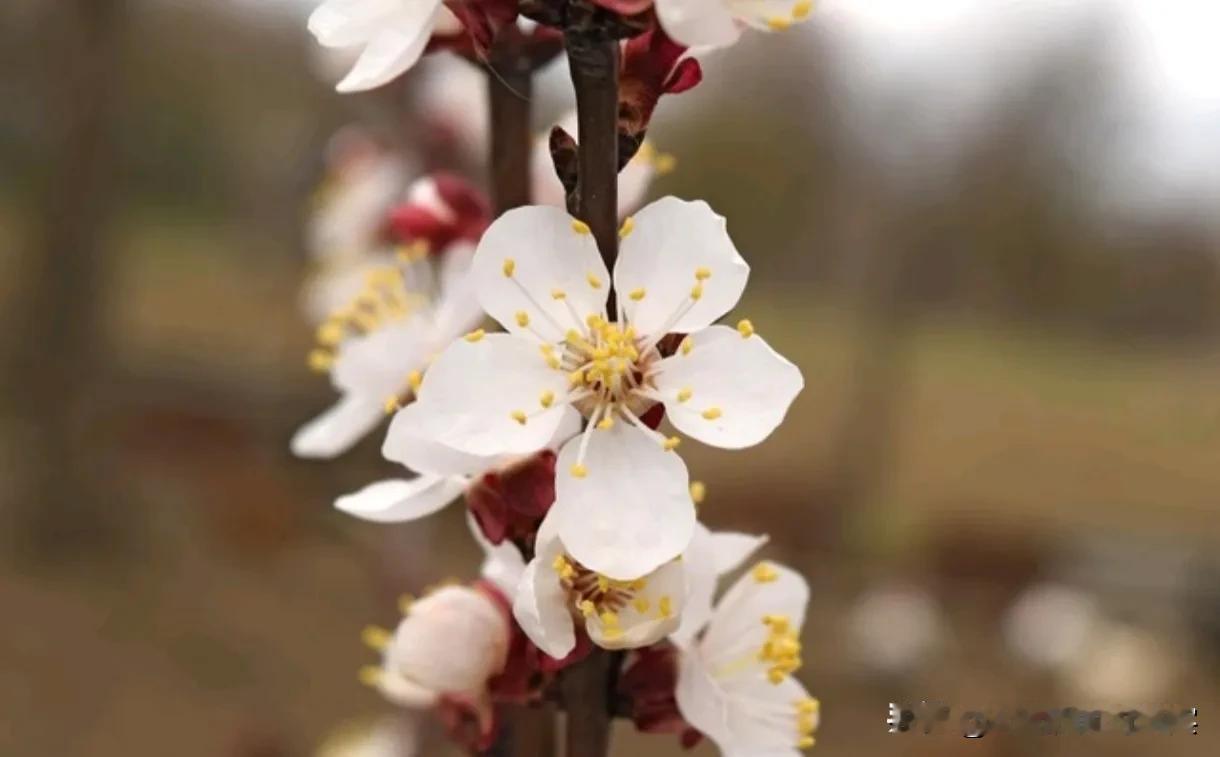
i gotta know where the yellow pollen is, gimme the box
[511,409,528,425]
[570,463,588,478]
[768,16,793,30]
[676,387,692,403]
[596,575,610,592]
[701,407,722,420]
[316,320,345,346]
[658,595,673,618]
[308,349,334,372]
[571,219,591,235]
[600,610,620,628]
[633,597,650,613]
[383,396,399,415]
[797,698,820,715]
[465,329,485,343]
[357,665,383,688]
[797,736,815,749]
[619,216,636,238]
[680,336,693,355]
[515,310,530,327]
[690,282,704,301]
[694,267,712,281]
[361,625,391,651]
[579,599,596,617]
[737,319,755,338]
[407,370,422,392]
[689,481,706,505]
[654,153,677,174]
[753,562,779,583]
[793,0,813,19]
[597,416,614,430]
[663,436,681,451]
[397,594,414,614]
[586,272,602,289]
[631,578,648,591]
[539,390,555,408]
[551,288,567,301]
[629,287,646,301]
[568,370,585,386]
[502,258,516,277]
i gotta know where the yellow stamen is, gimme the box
[690,282,704,301]
[619,216,636,238]
[600,610,620,627]
[793,0,813,19]
[511,409,528,425]
[629,287,646,301]
[680,336,693,355]
[737,319,755,338]
[753,562,779,583]
[407,370,423,392]
[502,258,516,277]
[568,370,585,386]
[383,396,399,415]
[768,16,792,30]
[571,219,591,235]
[551,288,567,301]
[465,329,485,343]
[654,153,677,174]
[797,736,815,749]
[658,595,673,618]
[597,416,614,430]
[316,320,345,346]
[357,666,383,687]
[633,597,650,614]
[695,266,712,281]
[689,481,706,505]
[515,310,530,327]
[308,349,334,372]
[361,625,391,651]
[701,407,722,420]
[586,272,602,289]
[676,387,692,403]
[397,594,414,615]
[539,390,555,408]
[663,436,681,451]
[570,463,588,478]
[579,599,596,617]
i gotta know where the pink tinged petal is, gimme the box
[512,542,577,659]
[335,3,442,92]
[290,394,384,459]
[586,559,686,650]
[614,197,749,337]
[552,423,696,580]
[409,333,573,457]
[700,562,809,672]
[655,324,803,449]
[471,205,610,342]
[655,0,742,50]
[334,476,465,523]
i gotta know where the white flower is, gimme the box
[675,560,819,755]
[360,584,510,711]
[512,508,767,658]
[392,196,803,579]
[308,0,464,92]
[656,0,816,50]
[291,235,483,459]
[530,112,671,217]
[307,133,409,265]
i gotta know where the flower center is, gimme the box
[562,316,658,420]
[551,553,672,640]
[307,262,425,372]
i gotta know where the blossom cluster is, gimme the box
[294,0,820,754]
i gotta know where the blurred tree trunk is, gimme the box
[6,0,126,563]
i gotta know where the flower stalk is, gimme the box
[488,27,535,212]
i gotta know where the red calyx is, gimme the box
[465,450,557,546]
[619,643,703,748]
[444,0,520,57]
[618,26,703,158]
[386,172,490,255]
[591,0,656,15]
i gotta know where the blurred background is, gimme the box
[2,0,1219,754]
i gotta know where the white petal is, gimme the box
[616,197,749,337]
[467,513,527,598]
[383,402,501,476]
[655,0,742,52]
[675,650,735,747]
[471,205,609,341]
[655,325,802,449]
[308,0,398,48]
[552,423,695,580]
[333,318,433,399]
[512,538,577,659]
[409,333,573,457]
[377,670,440,708]
[701,561,809,670]
[334,476,464,523]
[335,3,440,92]
[729,0,813,33]
[585,559,685,650]
[291,394,384,459]
[432,241,486,338]
[618,147,656,216]
[671,525,767,647]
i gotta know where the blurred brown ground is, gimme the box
[2,1,1219,755]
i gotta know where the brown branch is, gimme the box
[487,28,535,212]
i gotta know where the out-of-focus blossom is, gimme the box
[1003,582,1100,670]
[531,111,672,216]
[393,196,802,579]
[675,560,820,754]
[415,54,490,162]
[308,0,466,92]
[315,717,420,757]
[512,511,766,659]
[846,583,943,674]
[656,0,815,50]
[1065,622,1180,703]
[618,28,701,146]
[292,175,489,460]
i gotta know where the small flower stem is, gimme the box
[488,28,535,212]
[565,30,620,316]
[561,647,616,757]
